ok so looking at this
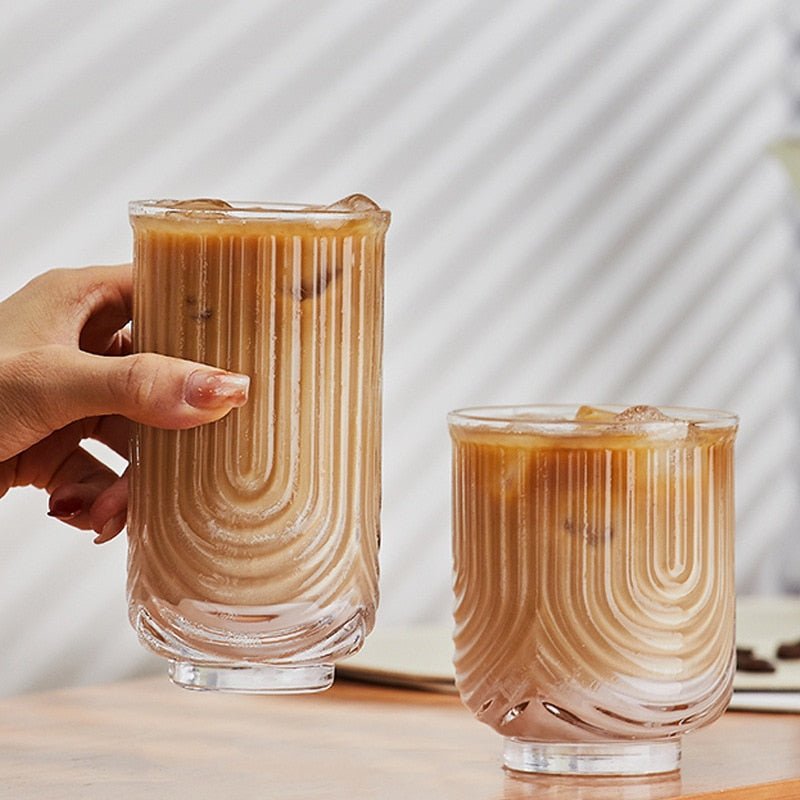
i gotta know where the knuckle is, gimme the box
[76,278,117,319]
[26,268,121,325]
[20,269,85,338]
[117,353,167,410]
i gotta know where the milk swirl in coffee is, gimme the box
[127,197,389,691]
[449,405,737,752]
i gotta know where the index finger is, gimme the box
[57,266,136,357]
[6,265,133,348]
[70,265,133,350]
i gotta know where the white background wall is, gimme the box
[0,0,798,696]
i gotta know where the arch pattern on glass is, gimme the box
[128,206,387,678]
[450,406,736,755]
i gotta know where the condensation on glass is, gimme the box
[127,196,389,693]
[449,404,737,775]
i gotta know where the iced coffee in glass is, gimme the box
[127,196,389,693]
[449,404,737,775]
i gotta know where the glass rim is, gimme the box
[447,404,739,433]
[128,198,391,224]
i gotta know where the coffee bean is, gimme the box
[776,640,800,660]
[736,648,776,673]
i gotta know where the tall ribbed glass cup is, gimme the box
[449,404,737,776]
[128,196,389,693]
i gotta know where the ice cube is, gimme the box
[615,405,689,439]
[614,405,673,423]
[169,198,233,210]
[575,405,618,422]
[325,193,381,212]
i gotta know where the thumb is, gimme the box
[73,350,250,428]
[11,347,250,438]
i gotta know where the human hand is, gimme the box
[0,265,249,543]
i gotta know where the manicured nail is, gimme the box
[95,512,127,544]
[185,370,250,410]
[48,497,83,520]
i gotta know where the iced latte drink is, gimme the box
[449,404,737,775]
[128,196,389,693]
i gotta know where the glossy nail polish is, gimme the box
[94,511,127,545]
[185,371,250,410]
[48,497,83,519]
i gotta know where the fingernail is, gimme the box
[48,497,83,519]
[94,511,127,544]
[185,370,250,410]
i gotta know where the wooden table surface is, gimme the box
[0,675,799,799]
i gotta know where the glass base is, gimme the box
[168,661,335,694]
[503,738,681,776]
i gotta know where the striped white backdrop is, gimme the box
[0,0,797,695]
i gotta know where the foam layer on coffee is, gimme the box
[450,406,736,742]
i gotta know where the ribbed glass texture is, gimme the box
[450,405,737,761]
[127,198,389,688]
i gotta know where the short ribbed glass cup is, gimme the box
[127,197,389,693]
[448,404,738,776]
